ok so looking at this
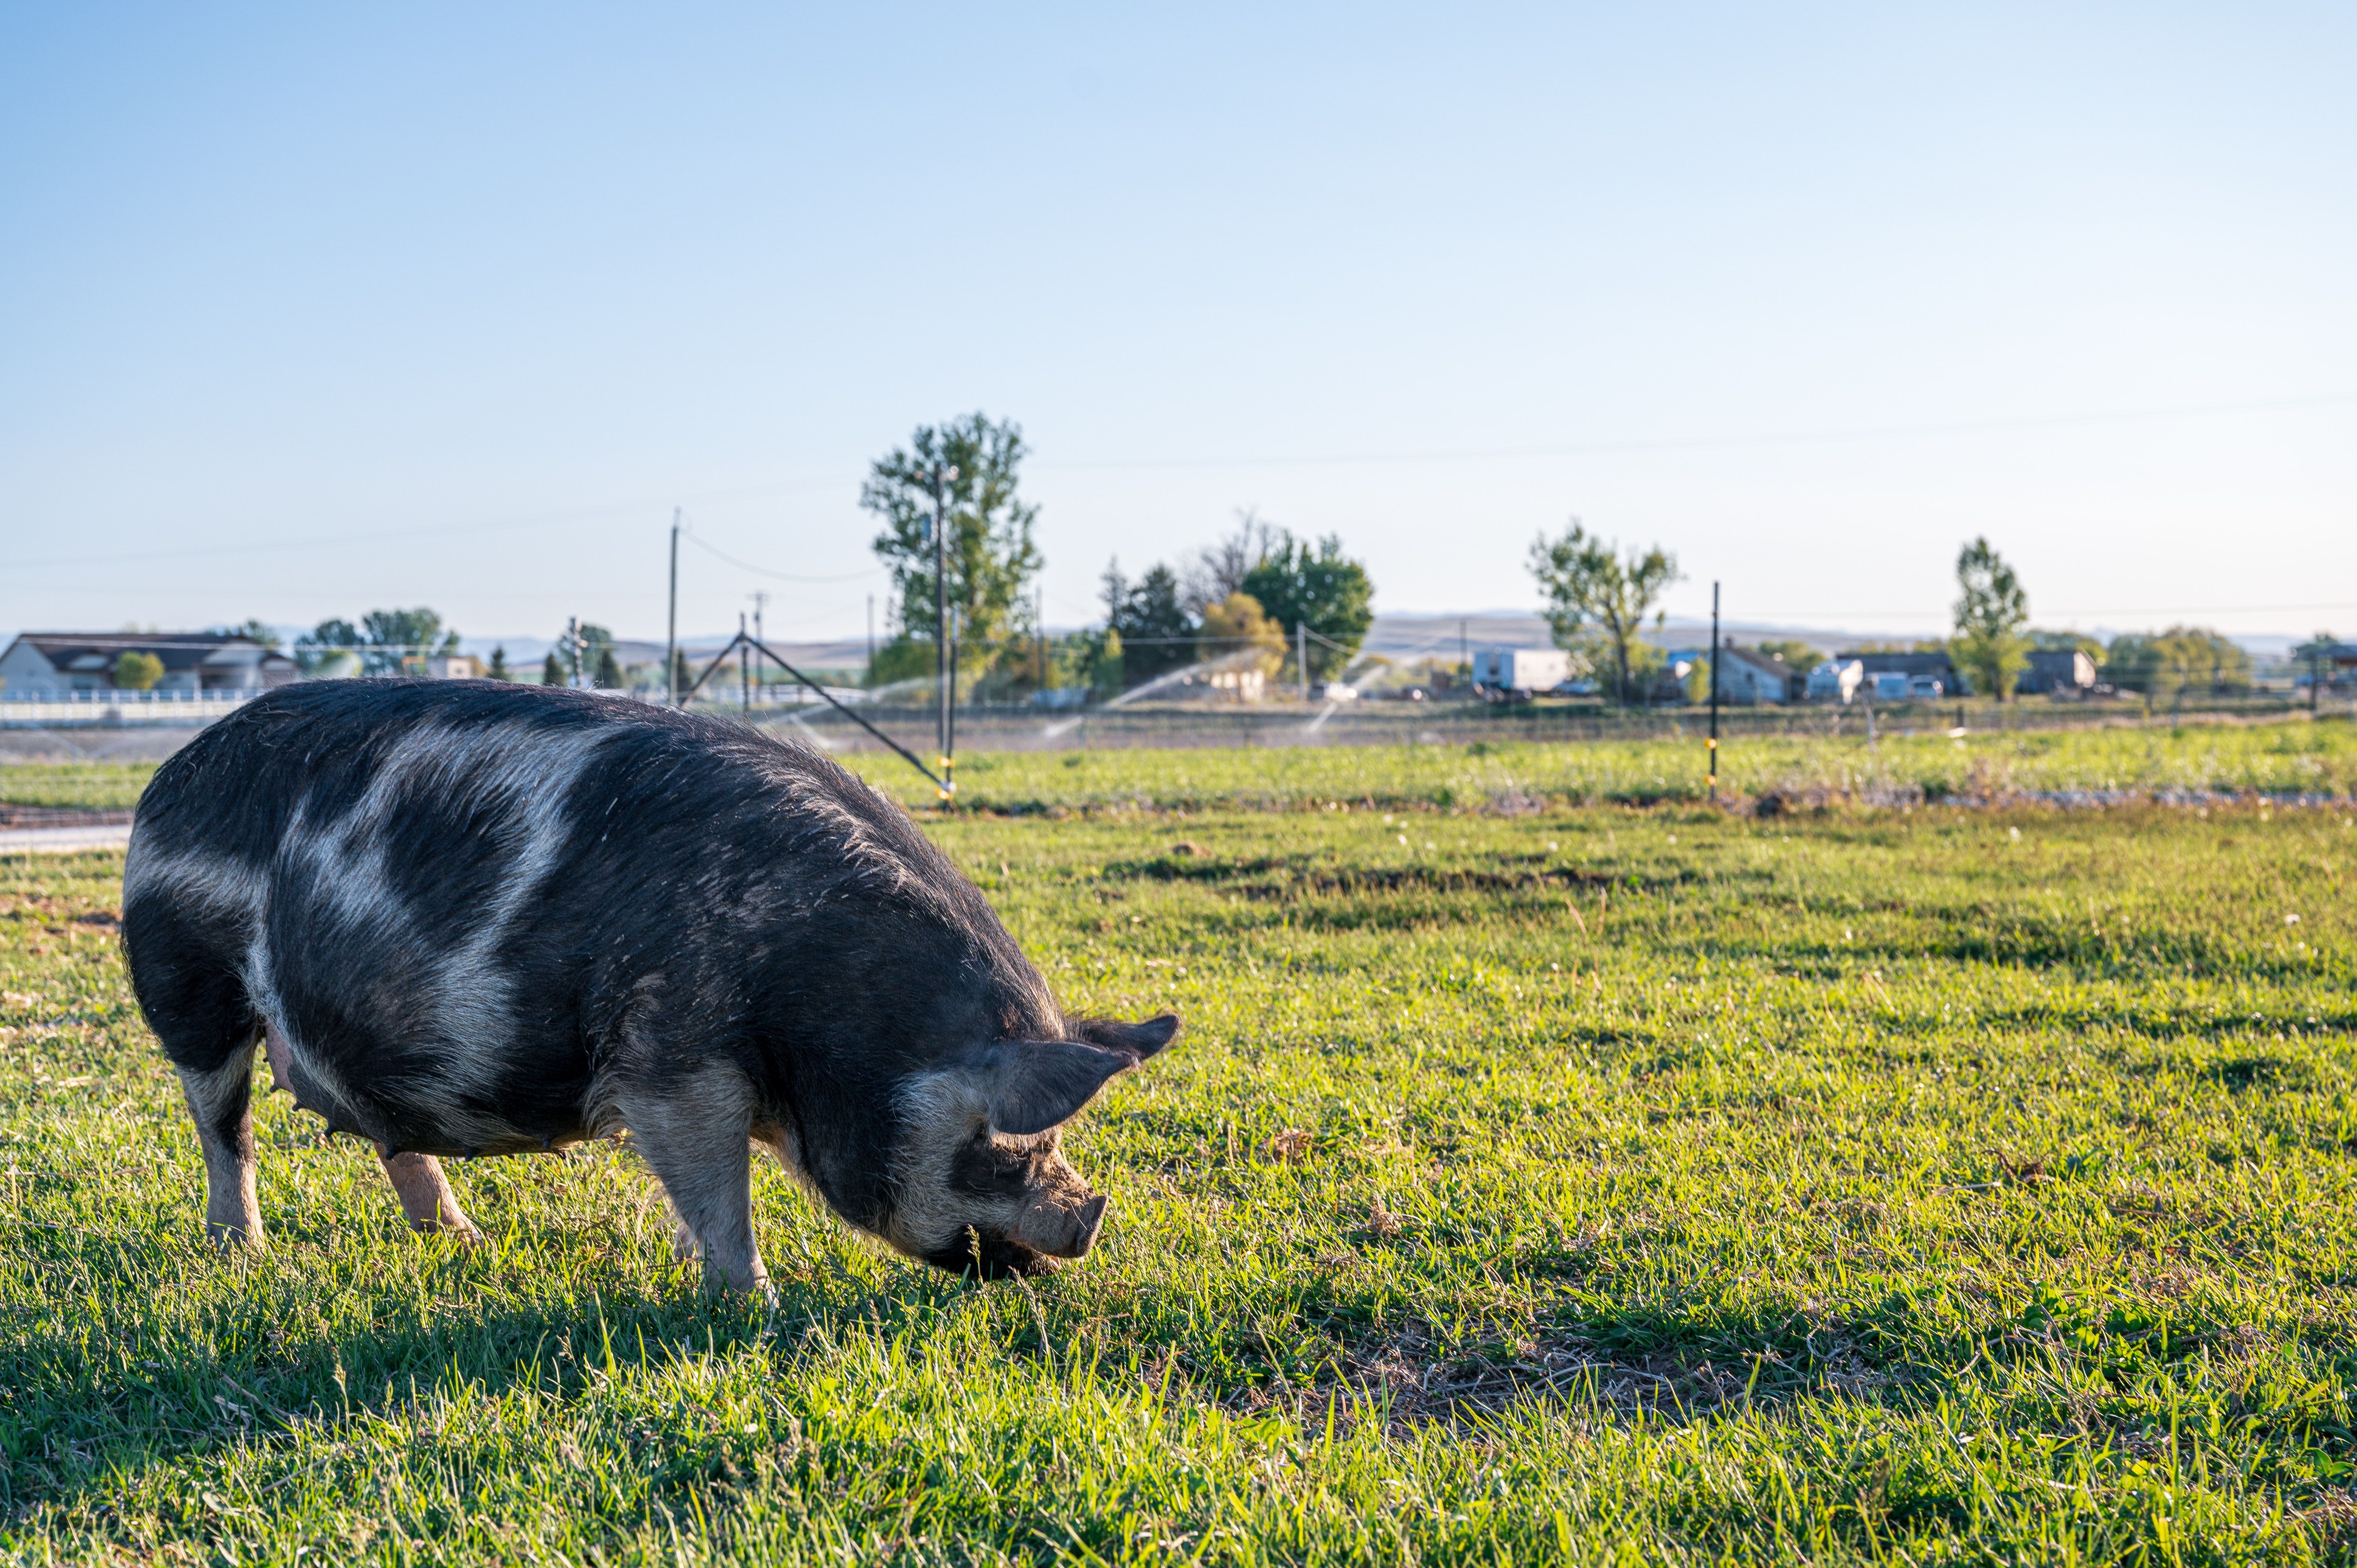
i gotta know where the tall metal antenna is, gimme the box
[931,464,959,803]
[666,509,680,705]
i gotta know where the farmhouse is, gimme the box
[0,632,297,697]
[1710,643,1804,704]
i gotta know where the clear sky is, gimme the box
[4,2,2351,650]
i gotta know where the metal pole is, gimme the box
[738,613,749,714]
[924,463,962,801]
[666,510,680,704]
[867,594,875,685]
[750,591,769,702]
[932,467,948,788]
[1298,622,1309,702]
[1707,582,1721,802]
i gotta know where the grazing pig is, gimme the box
[122,680,1176,1287]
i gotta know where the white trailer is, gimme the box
[1472,646,1571,699]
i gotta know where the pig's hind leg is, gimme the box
[126,900,268,1248]
[617,1066,772,1298]
[378,1152,482,1241]
[177,1047,265,1247]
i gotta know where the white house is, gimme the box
[0,632,296,697]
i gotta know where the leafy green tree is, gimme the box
[1527,521,1681,705]
[296,608,458,674]
[1239,533,1374,681]
[1755,640,1824,675]
[1950,539,2029,702]
[670,648,692,696]
[2105,627,2250,698]
[542,652,567,686]
[113,651,165,691]
[210,619,282,650]
[595,646,623,690]
[1197,593,1286,694]
[486,646,511,680]
[863,414,1043,652]
[1103,560,1196,687]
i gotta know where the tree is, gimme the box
[671,648,693,696]
[1950,539,2029,702]
[1755,640,1825,675]
[486,646,511,680]
[210,619,281,650]
[542,652,566,686]
[863,414,1043,652]
[1181,508,1281,620]
[2105,627,2250,699]
[1102,559,1196,688]
[1240,532,1375,681]
[295,608,458,674]
[595,646,623,690]
[1527,521,1681,705]
[113,651,165,691]
[1196,593,1286,696]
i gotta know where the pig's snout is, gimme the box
[1010,1191,1110,1261]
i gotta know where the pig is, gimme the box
[121,679,1176,1287]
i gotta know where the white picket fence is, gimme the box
[0,690,264,727]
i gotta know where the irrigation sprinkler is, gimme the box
[677,628,947,794]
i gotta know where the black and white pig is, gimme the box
[121,680,1176,1287]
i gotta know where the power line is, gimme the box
[678,528,881,584]
[1036,391,2357,473]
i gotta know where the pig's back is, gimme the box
[126,680,922,1155]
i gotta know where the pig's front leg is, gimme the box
[378,1152,481,1240]
[620,1066,771,1297]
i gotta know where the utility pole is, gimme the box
[749,591,770,703]
[1036,586,1046,695]
[1706,582,1721,802]
[866,594,875,684]
[665,510,681,705]
[738,613,750,715]
[930,464,959,802]
[566,617,582,688]
[1298,622,1310,703]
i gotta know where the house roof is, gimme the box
[1715,645,1797,681]
[4,632,292,674]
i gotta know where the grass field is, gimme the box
[2,749,2355,1561]
[5,718,2354,814]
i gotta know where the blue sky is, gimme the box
[3,2,2351,648]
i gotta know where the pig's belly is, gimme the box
[266,1023,596,1160]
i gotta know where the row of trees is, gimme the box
[1524,526,2275,703]
[858,415,1375,698]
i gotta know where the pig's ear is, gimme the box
[1074,1013,1181,1060]
[972,1039,1148,1136]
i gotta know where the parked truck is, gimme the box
[1471,647,1571,701]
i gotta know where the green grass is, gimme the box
[7,717,2355,814]
[842,721,2357,813]
[2,772,2357,1559]
[0,764,158,811]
